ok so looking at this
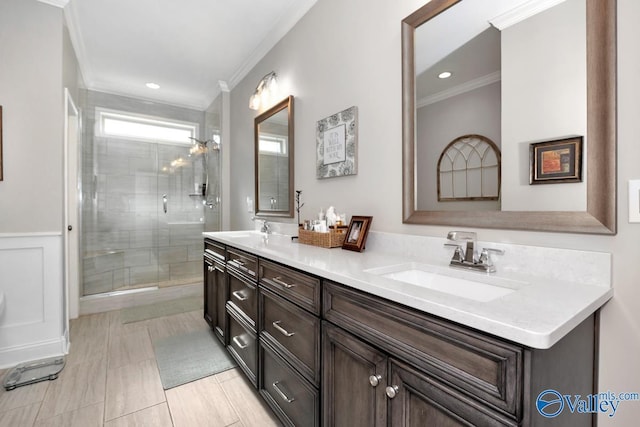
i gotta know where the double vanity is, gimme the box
[202,230,612,426]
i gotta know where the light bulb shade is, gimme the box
[249,93,260,110]
[249,71,278,110]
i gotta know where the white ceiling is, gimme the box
[61,0,317,110]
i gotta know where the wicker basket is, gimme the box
[298,226,347,248]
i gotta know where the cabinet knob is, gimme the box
[208,266,214,272]
[385,385,399,399]
[369,375,382,387]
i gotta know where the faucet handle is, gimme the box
[479,248,504,265]
[444,243,465,262]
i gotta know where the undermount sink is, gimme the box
[364,262,527,302]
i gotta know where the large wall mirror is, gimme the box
[402,0,616,234]
[255,95,294,217]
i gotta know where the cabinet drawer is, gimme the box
[204,239,226,263]
[227,306,257,387]
[323,282,523,418]
[260,287,321,386]
[259,259,321,315]
[260,340,320,427]
[227,247,258,279]
[228,271,257,329]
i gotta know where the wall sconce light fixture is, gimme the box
[249,71,278,110]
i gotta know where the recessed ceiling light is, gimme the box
[438,71,452,79]
[146,82,160,89]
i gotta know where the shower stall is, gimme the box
[79,91,221,302]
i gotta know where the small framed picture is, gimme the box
[342,216,372,252]
[529,136,583,185]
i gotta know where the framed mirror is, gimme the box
[254,95,294,217]
[402,0,616,234]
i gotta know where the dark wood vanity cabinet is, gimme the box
[204,239,597,427]
[323,281,597,427]
[323,322,515,427]
[225,247,259,386]
[258,259,322,427]
[203,240,227,344]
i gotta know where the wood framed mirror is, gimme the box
[402,0,616,234]
[254,95,294,217]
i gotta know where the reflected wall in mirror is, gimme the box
[402,0,616,234]
[254,95,294,217]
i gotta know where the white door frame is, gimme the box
[64,88,80,325]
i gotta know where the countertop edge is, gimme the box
[204,232,613,349]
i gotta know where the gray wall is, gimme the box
[501,0,587,211]
[228,0,640,425]
[0,0,64,233]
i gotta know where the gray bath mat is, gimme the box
[153,328,236,389]
[121,296,203,324]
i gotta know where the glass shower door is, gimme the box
[82,136,161,295]
[156,143,205,288]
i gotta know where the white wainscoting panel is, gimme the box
[0,233,67,368]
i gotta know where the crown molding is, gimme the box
[418,71,501,108]
[227,0,317,90]
[490,0,567,30]
[63,2,95,90]
[218,81,230,93]
[37,0,70,8]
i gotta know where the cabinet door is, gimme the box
[387,359,515,427]
[322,323,387,427]
[204,256,227,345]
[204,256,215,329]
[213,260,227,344]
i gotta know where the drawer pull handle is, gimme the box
[369,375,382,387]
[207,265,214,272]
[230,260,255,276]
[232,290,248,301]
[273,276,296,289]
[232,335,249,350]
[385,385,399,399]
[272,381,295,403]
[272,320,295,337]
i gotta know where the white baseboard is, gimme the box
[0,336,67,370]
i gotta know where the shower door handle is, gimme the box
[162,194,168,213]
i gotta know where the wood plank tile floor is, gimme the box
[0,308,281,427]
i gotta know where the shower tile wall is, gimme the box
[81,90,207,296]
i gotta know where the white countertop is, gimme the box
[203,230,613,349]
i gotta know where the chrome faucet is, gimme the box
[251,217,272,234]
[445,231,504,273]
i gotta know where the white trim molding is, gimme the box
[228,0,317,90]
[0,233,67,369]
[37,0,70,8]
[490,0,568,30]
[418,71,501,108]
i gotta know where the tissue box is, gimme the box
[298,226,347,248]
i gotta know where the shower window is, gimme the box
[96,108,198,144]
